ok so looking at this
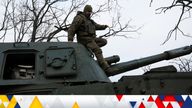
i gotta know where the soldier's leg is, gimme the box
[86,40,110,70]
[95,38,107,47]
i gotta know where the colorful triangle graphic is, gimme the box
[7,96,17,108]
[14,103,21,108]
[116,94,123,101]
[0,95,9,102]
[7,95,13,101]
[72,102,79,108]
[130,101,136,108]
[166,102,173,108]
[181,96,192,108]
[178,101,183,107]
[29,96,43,108]
[148,96,154,102]
[175,95,184,102]
[155,96,165,108]
[0,103,6,108]
[139,102,145,108]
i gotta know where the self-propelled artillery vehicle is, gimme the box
[0,42,192,94]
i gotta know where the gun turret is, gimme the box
[106,45,192,76]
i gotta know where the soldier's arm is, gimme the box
[68,15,83,41]
[93,20,108,30]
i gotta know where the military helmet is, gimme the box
[83,5,93,12]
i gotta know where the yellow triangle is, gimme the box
[0,95,9,102]
[72,102,80,108]
[0,103,5,108]
[29,96,43,108]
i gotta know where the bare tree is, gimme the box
[0,0,12,42]
[0,0,139,42]
[0,0,78,42]
[150,0,192,44]
[99,16,142,39]
[171,55,192,72]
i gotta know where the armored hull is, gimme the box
[0,42,191,94]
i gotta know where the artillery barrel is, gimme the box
[106,45,192,76]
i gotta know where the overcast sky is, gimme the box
[83,0,192,81]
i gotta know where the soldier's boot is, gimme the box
[96,53,118,74]
[95,53,110,69]
[100,61,110,70]
[100,61,119,75]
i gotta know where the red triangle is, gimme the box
[116,94,123,101]
[139,102,145,108]
[178,101,183,107]
[148,96,154,102]
[166,102,173,108]
[155,96,165,108]
[164,96,176,101]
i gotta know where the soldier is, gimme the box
[68,5,113,72]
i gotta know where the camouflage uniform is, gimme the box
[68,5,110,71]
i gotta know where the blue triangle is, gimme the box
[15,103,21,108]
[130,101,137,108]
[182,96,192,108]
[175,95,184,102]
[7,95,13,101]
[159,95,165,101]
